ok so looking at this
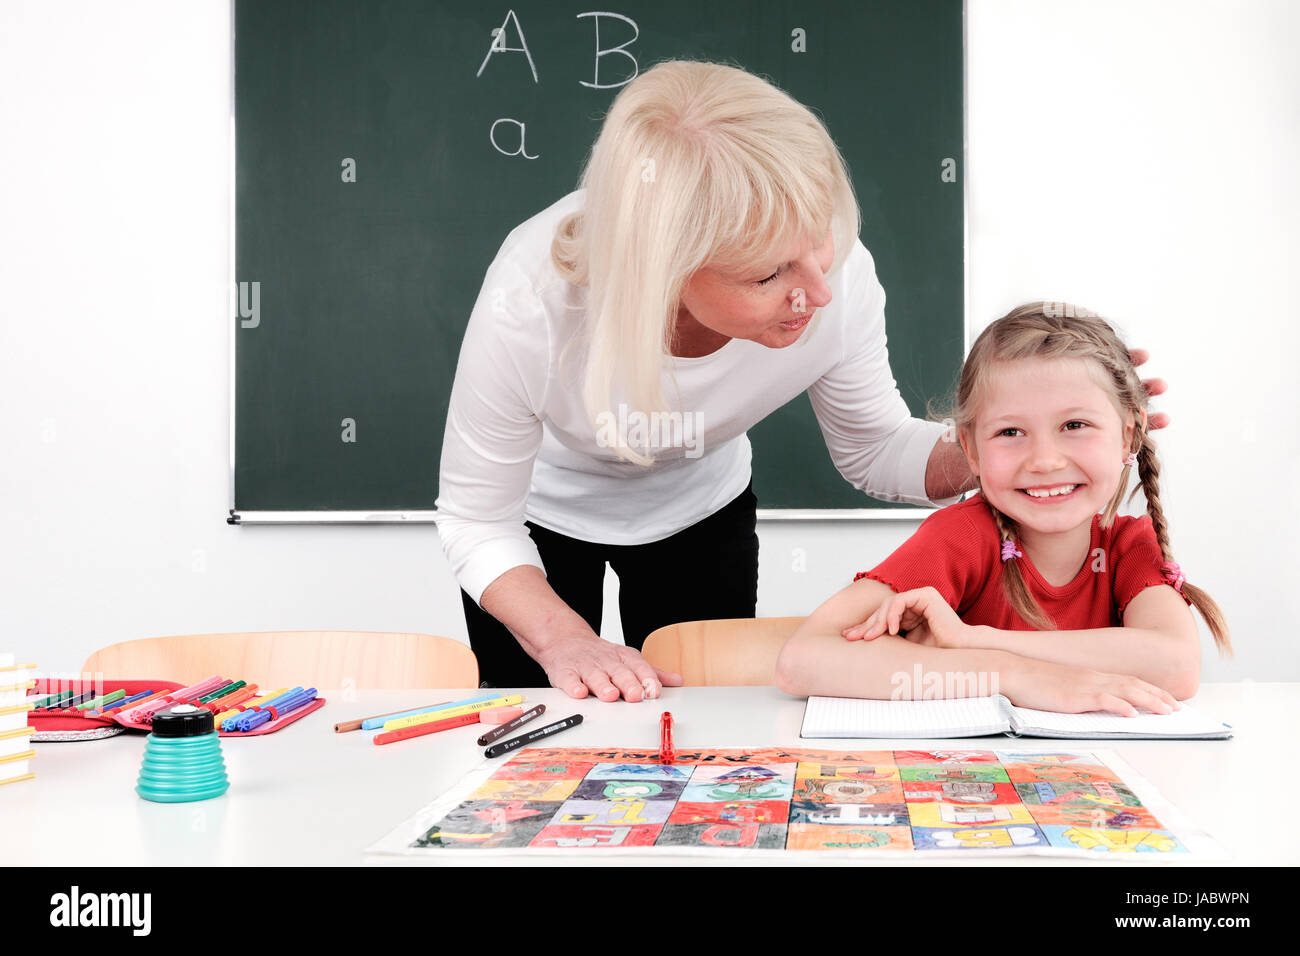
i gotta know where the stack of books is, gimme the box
[0,653,37,786]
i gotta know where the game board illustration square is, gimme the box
[570,776,686,801]
[900,764,1010,783]
[1004,762,1123,785]
[586,762,694,781]
[470,778,582,802]
[788,800,910,826]
[1039,824,1187,853]
[668,799,790,825]
[794,777,905,804]
[413,799,558,848]
[552,797,675,826]
[912,824,1047,851]
[1026,803,1165,830]
[1013,779,1141,807]
[893,749,1002,766]
[795,760,900,783]
[902,780,1022,804]
[531,823,662,848]
[688,762,797,783]
[794,754,898,777]
[497,757,598,780]
[680,764,796,803]
[907,801,1037,829]
[657,822,787,849]
[995,750,1103,766]
[787,823,914,850]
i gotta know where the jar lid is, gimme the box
[151,703,215,737]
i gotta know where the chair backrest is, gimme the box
[81,631,478,690]
[641,617,804,686]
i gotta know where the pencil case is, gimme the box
[28,679,326,741]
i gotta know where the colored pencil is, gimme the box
[335,699,455,733]
[381,695,524,732]
[359,693,503,731]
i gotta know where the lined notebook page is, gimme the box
[800,695,1010,739]
[1007,703,1232,739]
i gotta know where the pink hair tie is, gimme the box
[1000,540,1023,562]
[1123,452,1138,468]
[1160,561,1186,592]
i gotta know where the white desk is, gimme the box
[2,683,1294,866]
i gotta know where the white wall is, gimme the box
[2,0,1295,681]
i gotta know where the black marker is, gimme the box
[476,703,546,746]
[484,713,583,758]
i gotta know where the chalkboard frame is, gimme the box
[227,0,968,525]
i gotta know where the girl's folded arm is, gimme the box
[775,577,1023,700]
[960,584,1201,699]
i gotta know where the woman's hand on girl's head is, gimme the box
[1128,348,1170,430]
[841,586,971,649]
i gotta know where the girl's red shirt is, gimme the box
[854,494,1190,630]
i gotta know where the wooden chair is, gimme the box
[641,617,804,686]
[81,630,478,691]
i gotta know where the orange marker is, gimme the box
[204,686,256,713]
[374,711,480,746]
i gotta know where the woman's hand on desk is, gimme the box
[536,632,683,703]
[481,565,683,703]
[840,586,972,650]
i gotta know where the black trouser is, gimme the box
[461,484,760,687]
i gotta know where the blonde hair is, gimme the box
[551,59,860,463]
[954,302,1231,654]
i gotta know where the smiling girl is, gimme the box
[776,302,1231,715]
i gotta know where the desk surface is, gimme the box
[2,683,1294,866]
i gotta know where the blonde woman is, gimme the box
[434,61,1165,702]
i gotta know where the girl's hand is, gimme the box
[841,586,971,649]
[1005,657,1178,717]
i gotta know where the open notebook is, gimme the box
[800,695,1232,740]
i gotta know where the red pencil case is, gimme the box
[29,679,326,741]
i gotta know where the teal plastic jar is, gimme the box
[135,704,230,803]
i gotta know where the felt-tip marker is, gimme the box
[484,714,583,758]
[477,703,546,746]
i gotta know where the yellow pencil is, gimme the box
[381,694,524,731]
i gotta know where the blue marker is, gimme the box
[238,688,318,732]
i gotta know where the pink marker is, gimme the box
[121,676,226,723]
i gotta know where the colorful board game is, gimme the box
[369,746,1221,859]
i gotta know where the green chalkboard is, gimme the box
[233,0,964,515]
